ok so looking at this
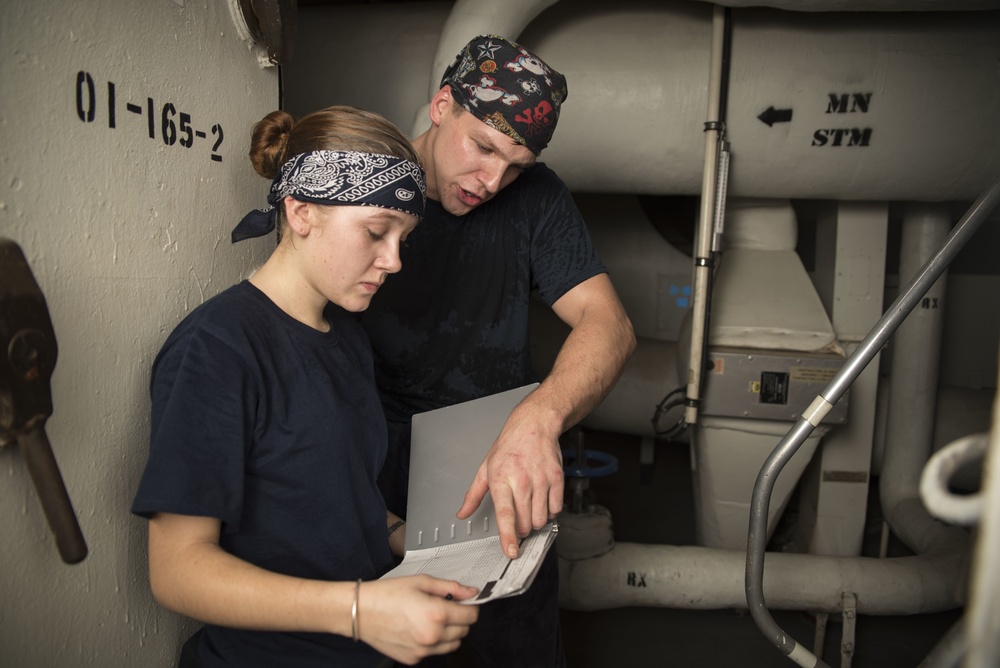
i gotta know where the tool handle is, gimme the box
[18,423,88,564]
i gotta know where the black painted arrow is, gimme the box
[758,106,793,126]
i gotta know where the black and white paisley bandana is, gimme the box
[232,150,426,242]
[441,34,567,155]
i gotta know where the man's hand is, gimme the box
[456,402,564,558]
[455,274,635,559]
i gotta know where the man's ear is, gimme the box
[428,85,453,128]
[284,197,312,237]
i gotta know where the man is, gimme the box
[359,34,636,667]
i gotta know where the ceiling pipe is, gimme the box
[302,2,1000,201]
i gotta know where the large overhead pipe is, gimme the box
[303,2,1000,201]
[524,3,1000,200]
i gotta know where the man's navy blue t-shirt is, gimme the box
[359,163,606,419]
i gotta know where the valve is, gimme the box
[562,428,619,514]
[0,238,88,564]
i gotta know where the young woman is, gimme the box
[132,106,478,668]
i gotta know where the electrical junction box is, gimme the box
[700,347,849,424]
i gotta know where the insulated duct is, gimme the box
[414,0,1000,200]
[295,2,1000,201]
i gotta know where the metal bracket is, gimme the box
[841,592,857,668]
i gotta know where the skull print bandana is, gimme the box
[440,34,568,155]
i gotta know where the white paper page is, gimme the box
[381,523,557,605]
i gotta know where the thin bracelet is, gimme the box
[351,579,361,642]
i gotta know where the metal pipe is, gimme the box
[745,173,1000,667]
[963,387,1000,667]
[881,203,952,550]
[920,433,988,527]
[684,4,730,426]
[559,541,964,614]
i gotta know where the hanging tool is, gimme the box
[0,238,88,564]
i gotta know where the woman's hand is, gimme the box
[357,575,479,665]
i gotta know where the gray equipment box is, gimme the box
[700,347,849,424]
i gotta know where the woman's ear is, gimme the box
[283,197,312,237]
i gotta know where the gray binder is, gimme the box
[404,383,539,552]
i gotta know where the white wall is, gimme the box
[0,1,276,665]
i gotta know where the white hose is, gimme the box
[920,433,988,526]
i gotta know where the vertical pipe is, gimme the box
[964,391,1000,667]
[684,5,727,425]
[879,203,951,552]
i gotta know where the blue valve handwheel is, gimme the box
[562,448,619,478]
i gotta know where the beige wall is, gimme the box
[0,1,276,665]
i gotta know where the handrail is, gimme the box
[744,172,1000,668]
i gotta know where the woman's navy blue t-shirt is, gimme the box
[132,280,393,668]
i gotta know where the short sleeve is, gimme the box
[131,325,255,531]
[526,167,607,306]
